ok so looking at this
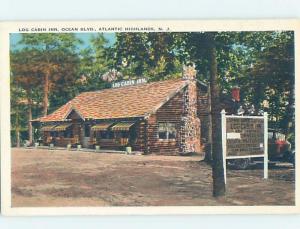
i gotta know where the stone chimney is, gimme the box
[182,63,197,81]
[180,64,201,154]
[231,86,240,102]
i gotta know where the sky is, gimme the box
[10,33,116,50]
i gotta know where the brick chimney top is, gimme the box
[182,63,197,80]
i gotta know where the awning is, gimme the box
[111,121,136,131]
[54,123,72,131]
[91,122,114,131]
[41,124,57,131]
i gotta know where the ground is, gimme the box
[11,148,295,207]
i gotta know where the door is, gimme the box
[82,123,91,148]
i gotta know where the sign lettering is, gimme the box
[112,78,147,88]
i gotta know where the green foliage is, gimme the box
[18,33,82,112]
[10,81,28,146]
[246,31,294,144]
[112,33,182,81]
[76,33,112,92]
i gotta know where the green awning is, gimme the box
[41,124,57,131]
[54,123,72,131]
[91,122,114,131]
[111,121,136,131]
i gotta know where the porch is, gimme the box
[40,120,140,150]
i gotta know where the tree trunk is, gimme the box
[208,34,226,197]
[15,111,20,147]
[43,71,50,116]
[16,129,20,147]
[27,90,33,145]
[284,85,294,142]
[204,83,213,162]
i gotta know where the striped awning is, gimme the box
[41,124,57,131]
[54,123,72,131]
[111,121,136,131]
[91,122,114,131]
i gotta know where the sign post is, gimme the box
[221,109,227,184]
[264,112,268,179]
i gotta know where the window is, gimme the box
[116,131,129,138]
[100,131,114,139]
[50,132,58,137]
[158,123,176,140]
[64,130,73,138]
[84,124,90,137]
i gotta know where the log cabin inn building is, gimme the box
[33,65,238,155]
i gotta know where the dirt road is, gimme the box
[11,148,295,207]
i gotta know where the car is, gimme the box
[268,129,292,160]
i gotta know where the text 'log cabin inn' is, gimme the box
[32,65,238,156]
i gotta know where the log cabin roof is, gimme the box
[37,78,204,122]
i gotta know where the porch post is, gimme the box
[144,120,149,154]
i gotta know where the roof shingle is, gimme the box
[38,78,188,122]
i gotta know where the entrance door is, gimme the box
[82,123,91,148]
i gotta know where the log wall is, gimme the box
[132,121,146,152]
[197,86,210,144]
[147,91,184,155]
[146,83,210,156]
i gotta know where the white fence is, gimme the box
[221,110,268,184]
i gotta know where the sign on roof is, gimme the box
[112,78,147,88]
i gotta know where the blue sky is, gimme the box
[10,33,116,50]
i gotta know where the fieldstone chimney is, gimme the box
[182,63,197,81]
[180,64,201,154]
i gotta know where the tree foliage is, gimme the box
[77,33,113,92]
[246,32,294,144]
[113,33,182,80]
[18,33,81,115]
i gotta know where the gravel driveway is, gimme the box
[11,148,295,207]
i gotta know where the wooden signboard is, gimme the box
[226,117,264,157]
[221,110,268,183]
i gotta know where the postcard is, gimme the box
[0,20,299,215]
